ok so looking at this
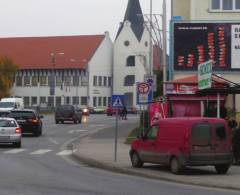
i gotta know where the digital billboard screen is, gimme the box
[173,22,240,71]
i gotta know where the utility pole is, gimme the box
[162,0,167,94]
[149,0,153,76]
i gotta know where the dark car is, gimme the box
[9,109,43,137]
[80,105,90,116]
[55,105,82,124]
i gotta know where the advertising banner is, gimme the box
[173,22,240,70]
[149,102,168,126]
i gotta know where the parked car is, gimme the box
[126,106,138,114]
[9,109,43,137]
[55,105,82,124]
[0,117,21,147]
[130,117,232,174]
[106,106,118,116]
[0,111,10,117]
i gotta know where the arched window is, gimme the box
[124,75,135,86]
[126,56,135,67]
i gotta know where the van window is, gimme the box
[146,126,158,140]
[192,123,211,144]
[215,123,226,140]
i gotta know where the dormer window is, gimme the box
[126,56,135,67]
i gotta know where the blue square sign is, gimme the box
[111,95,125,108]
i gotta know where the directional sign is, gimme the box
[198,60,212,90]
[136,82,153,105]
[112,95,125,108]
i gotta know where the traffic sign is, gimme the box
[198,60,212,90]
[136,82,153,105]
[112,95,125,108]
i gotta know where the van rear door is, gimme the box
[190,123,215,163]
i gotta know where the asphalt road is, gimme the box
[0,114,239,195]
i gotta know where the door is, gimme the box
[139,125,159,163]
[191,123,215,162]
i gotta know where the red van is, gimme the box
[130,117,232,174]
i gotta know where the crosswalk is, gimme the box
[0,148,73,156]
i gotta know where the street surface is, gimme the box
[0,114,239,195]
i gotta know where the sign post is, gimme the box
[111,95,124,162]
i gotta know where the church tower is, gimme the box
[113,0,150,107]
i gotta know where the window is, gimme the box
[81,76,88,86]
[93,97,97,107]
[81,97,88,105]
[72,96,79,105]
[16,76,22,86]
[73,76,79,86]
[192,123,211,145]
[98,76,102,86]
[48,76,55,87]
[126,56,135,67]
[31,76,38,86]
[103,76,107,87]
[211,0,240,11]
[98,97,102,106]
[103,97,107,106]
[39,76,47,86]
[146,126,159,140]
[55,96,61,106]
[108,77,112,87]
[124,40,130,46]
[215,123,226,140]
[23,97,30,107]
[48,96,54,107]
[24,76,30,86]
[64,76,71,86]
[56,77,62,86]
[93,76,97,86]
[66,96,70,105]
[124,75,135,86]
[40,96,46,104]
[31,96,37,106]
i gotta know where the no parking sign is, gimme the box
[136,82,153,105]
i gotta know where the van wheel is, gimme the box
[170,157,183,174]
[130,152,143,168]
[15,141,21,148]
[74,119,78,124]
[215,164,230,174]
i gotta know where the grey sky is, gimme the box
[0,0,170,40]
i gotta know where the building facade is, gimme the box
[113,0,151,107]
[0,33,113,109]
[171,0,240,114]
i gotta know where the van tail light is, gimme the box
[15,127,21,134]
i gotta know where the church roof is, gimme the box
[0,35,105,70]
[116,0,144,41]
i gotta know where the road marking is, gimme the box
[68,129,88,134]
[4,149,25,154]
[48,137,59,145]
[30,149,52,155]
[56,150,72,156]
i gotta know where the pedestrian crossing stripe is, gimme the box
[30,149,52,155]
[56,150,72,156]
[112,97,123,107]
[4,149,25,154]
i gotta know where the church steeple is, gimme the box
[116,0,144,41]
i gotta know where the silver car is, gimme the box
[0,117,21,147]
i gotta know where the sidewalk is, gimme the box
[72,121,240,191]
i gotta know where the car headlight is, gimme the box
[83,108,88,113]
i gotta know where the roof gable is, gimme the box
[0,35,105,70]
[116,0,144,41]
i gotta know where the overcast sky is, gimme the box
[0,0,171,40]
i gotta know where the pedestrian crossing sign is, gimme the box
[112,95,125,108]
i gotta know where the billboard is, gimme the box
[173,22,240,71]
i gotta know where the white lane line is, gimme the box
[56,150,72,156]
[68,129,88,134]
[30,149,52,155]
[48,137,59,145]
[4,149,25,154]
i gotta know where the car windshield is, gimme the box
[0,119,17,127]
[57,105,73,111]
[9,111,35,119]
[0,102,15,108]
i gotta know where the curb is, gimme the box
[72,152,240,191]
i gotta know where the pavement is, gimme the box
[72,117,240,191]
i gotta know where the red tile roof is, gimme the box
[0,35,105,70]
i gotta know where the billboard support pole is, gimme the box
[217,92,220,118]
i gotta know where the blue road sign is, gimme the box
[112,95,125,108]
[136,82,153,105]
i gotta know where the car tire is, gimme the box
[130,151,143,168]
[61,120,64,124]
[170,157,183,174]
[74,119,78,124]
[55,120,59,124]
[15,141,21,148]
[215,164,230,174]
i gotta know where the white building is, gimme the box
[113,0,151,107]
[0,33,113,108]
